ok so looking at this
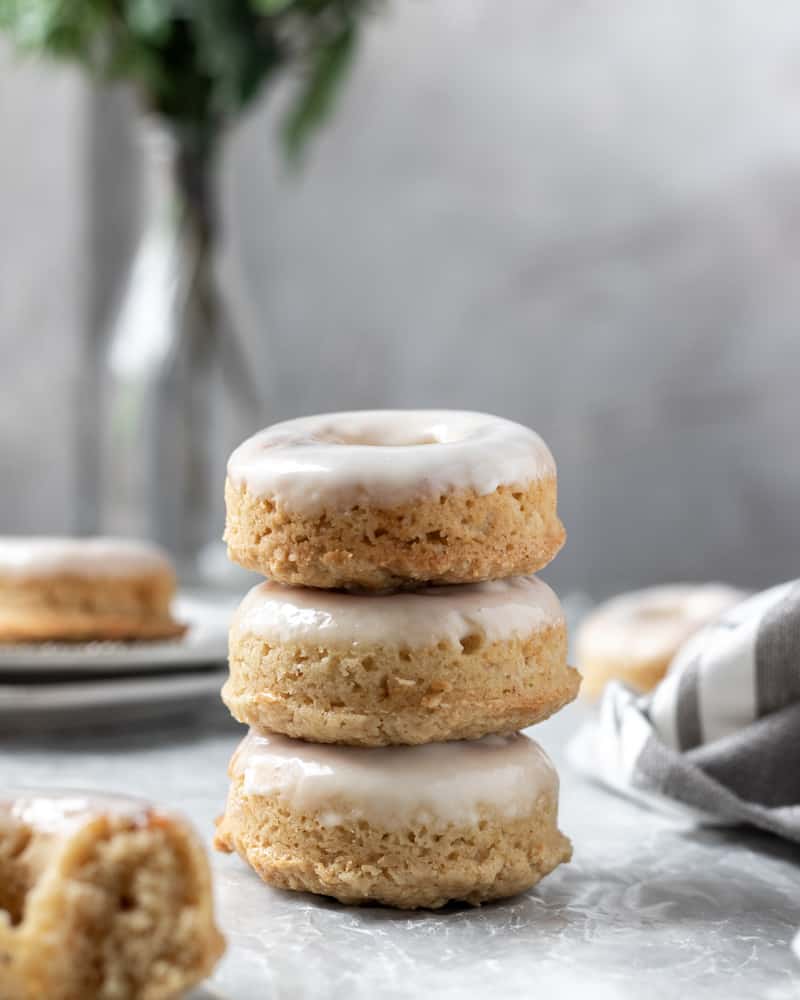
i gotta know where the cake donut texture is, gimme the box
[224,576,579,745]
[0,537,185,643]
[0,790,224,1000]
[576,583,746,699]
[215,730,571,909]
[224,411,565,590]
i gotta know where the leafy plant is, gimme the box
[0,0,378,156]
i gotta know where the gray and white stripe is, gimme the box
[568,580,800,843]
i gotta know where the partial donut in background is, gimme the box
[576,583,747,699]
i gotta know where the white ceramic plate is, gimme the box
[0,590,237,676]
[0,667,227,729]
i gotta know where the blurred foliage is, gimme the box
[0,0,378,156]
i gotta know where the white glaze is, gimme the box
[577,584,747,666]
[231,729,558,829]
[1,789,152,834]
[227,410,556,514]
[232,575,563,649]
[0,537,174,580]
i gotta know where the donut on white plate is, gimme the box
[0,537,185,643]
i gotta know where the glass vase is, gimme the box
[94,117,257,582]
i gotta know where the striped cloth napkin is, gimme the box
[568,580,800,842]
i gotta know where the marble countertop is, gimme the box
[4,696,799,1000]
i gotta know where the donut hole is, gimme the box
[311,417,471,448]
[637,606,681,623]
[316,430,441,447]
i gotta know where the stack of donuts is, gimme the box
[215,411,580,909]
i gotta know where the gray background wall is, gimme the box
[1,0,799,597]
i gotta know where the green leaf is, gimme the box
[192,1,282,119]
[282,23,356,163]
[125,0,173,42]
[0,0,376,155]
[252,0,294,13]
[0,0,74,48]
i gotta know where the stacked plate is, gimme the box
[0,592,235,731]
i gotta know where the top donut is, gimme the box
[224,410,565,590]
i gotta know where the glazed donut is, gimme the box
[0,790,224,1000]
[214,729,571,909]
[576,583,746,699]
[224,410,565,590]
[0,537,185,642]
[223,575,579,745]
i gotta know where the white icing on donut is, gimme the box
[0,537,174,580]
[231,730,559,829]
[577,584,747,667]
[232,576,563,649]
[227,410,556,514]
[0,789,152,834]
